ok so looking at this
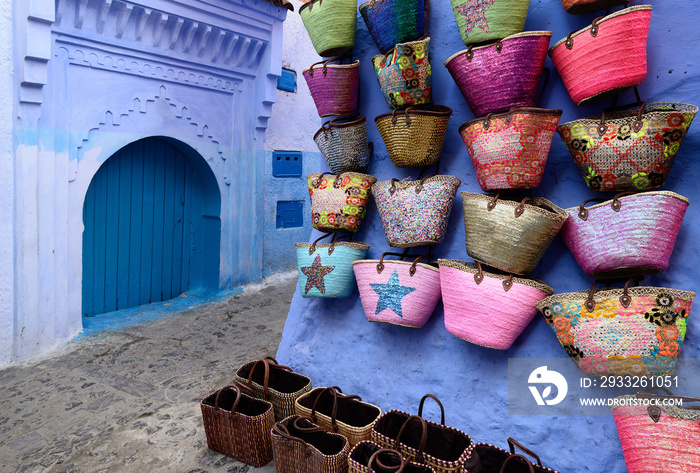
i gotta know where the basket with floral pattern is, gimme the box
[372,37,432,110]
[307,172,377,233]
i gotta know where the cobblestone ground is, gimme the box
[0,276,297,473]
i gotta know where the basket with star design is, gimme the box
[449,0,530,46]
[353,253,441,328]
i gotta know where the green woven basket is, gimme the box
[300,0,357,57]
[449,0,530,46]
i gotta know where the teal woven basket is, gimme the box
[300,0,357,57]
[295,241,370,298]
[449,0,530,46]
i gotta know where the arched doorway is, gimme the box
[82,137,221,318]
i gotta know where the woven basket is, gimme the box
[562,0,635,15]
[307,172,378,234]
[359,0,429,54]
[372,37,432,110]
[449,0,530,46]
[537,280,695,377]
[444,31,551,117]
[612,391,700,473]
[295,237,369,298]
[459,107,562,191]
[463,438,561,473]
[272,415,351,473]
[376,106,452,169]
[299,0,357,57]
[462,193,569,275]
[373,175,461,248]
[438,260,553,350]
[200,383,275,467]
[295,387,382,447]
[561,191,689,278]
[549,5,652,106]
[314,116,372,175]
[557,102,698,192]
[371,394,474,473]
[303,58,360,117]
[349,441,436,473]
[235,357,313,421]
[353,253,441,328]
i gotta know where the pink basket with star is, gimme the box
[449,0,530,46]
[536,278,695,377]
[353,253,441,328]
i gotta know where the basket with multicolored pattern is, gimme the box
[372,37,432,110]
[307,172,378,233]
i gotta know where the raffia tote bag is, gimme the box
[307,172,378,233]
[314,115,373,175]
[234,357,312,421]
[353,253,441,329]
[349,442,436,473]
[462,193,568,275]
[449,0,530,46]
[549,5,652,105]
[561,191,689,278]
[200,382,275,467]
[464,438,561,473]
[438,260,553,350]
[372,37,432,110]
[303,57,360,117]
[359,0,430,54]
[373,175,461,248]
[612,389,700,473]
[299,0,357,57]
[271,415,350,473]
[536,279,695,377]
[562,0,635,15]
[295,386,382,446]
[459,107,562,191]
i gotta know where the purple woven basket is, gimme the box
[444,31,551,117]
[303,58,360,117]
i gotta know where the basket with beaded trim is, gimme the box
[349,441,436,473]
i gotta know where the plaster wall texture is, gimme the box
[277,1,700,471]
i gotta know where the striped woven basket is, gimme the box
[438,260,553,350]
[307,172,378,234]
[444,31,551,117]
[359,0,429,54]
[349,441,436,473]
[549,5,652,105]
[303,58,360,117]
[612,390,700,473]
[372,37,432,110]
[375,106,452,169]
[463,438,561,473]
[561,191,689,279]
[462,192,568,275]
[234,357,312,421]
[295,387,382,447]
[299,0,357,57]
[562,0,635,15]
[271,415,351,473]
[537,279,695,377]
[314,116,372,175]
[449,0,530,46]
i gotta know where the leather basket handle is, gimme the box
[500,454,535,473]
[395,416,428,461]
[368,448,408,473]
[418,393,445,425]
[507,438,542,466]
[585,277,642,313]
[246,358,293,397]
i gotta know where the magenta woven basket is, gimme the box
[459,107,562,191]
[444,31,551,117]
[353,253,441,329]
[561,191,689,279]
[549,5,652,106]
[303,58,360,117]
[438,260,553,350]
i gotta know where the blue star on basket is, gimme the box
[370,269,416,318]
[301,254,335,295]
[456,0,495,36]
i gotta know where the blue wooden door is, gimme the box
[82,137,220,317]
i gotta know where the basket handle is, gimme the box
[307,54,351,77]
[391,107,417,127]
[500,454,536,473]
[514,197,533,218]
[471,261,513,291]
[308,232,334,255]
[422,0,430,38]
[309,387,362,433]
[293,415,327,433]
[395,415,428,460]
[246,357,293,397]
[635,390,700,423]
[565,13,604,50]
[507,438,542,466]
[465,44,475,62]
[368,448,409,473]
[598,100,646,136]
[577,191,638,220]
[418,393,445,425]
[409,255,431,277]
[214,382,256,413]
[585,277,642,313]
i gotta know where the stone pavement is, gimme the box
[0,275,298,473]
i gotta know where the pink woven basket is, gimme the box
[353,253,441,328]
[444,31,551,117]
[438,260,553,350]
[549,5,652,106]
[561,191,689,279]
[303,57,360,117]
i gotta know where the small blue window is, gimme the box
[277,68,297,93]
[276,201,304,229]
[272,151,302,177]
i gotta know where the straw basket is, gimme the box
[373,175,461,248]
[463,438,561,473]
[549,5,652,105]
[295,237,369,298]
[303,58,360,117]
[562,0,635,15]
[561,191,689,278]
[557,102,698,192]
[307,172,377,234]
[462,193,568,275]
[359,0,429,54]
[376,106,452,168]
[299,0,357,57]
[349,442,436,473]
[449,0,530,46]
[314,116,372,175]
[537,279,695,377]
[445,32,551,117]
[372,37,432,110]
[438,260,553,350]
[459,107,562,191]
[353,253,441,329]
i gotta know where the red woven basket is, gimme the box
[303,57,360,117]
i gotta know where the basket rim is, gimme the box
[557,102,700,129]
[612,394,700,421]
[371,36,431,62]
[313,116,367,140]
[373,174,461,191]
[444,31,552,66]
[549,4,652,51]
[437,259,554,294]
[295,241,370,251]
[302,60,360,74]
[564,190,690,213]
[459,107,563,133]
[536,286,696,309]
[461,191,569,220]
[352,258,440,273]
[375,105,453,122]
[306,171,377,183]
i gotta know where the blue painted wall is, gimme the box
[277,1,700,471]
